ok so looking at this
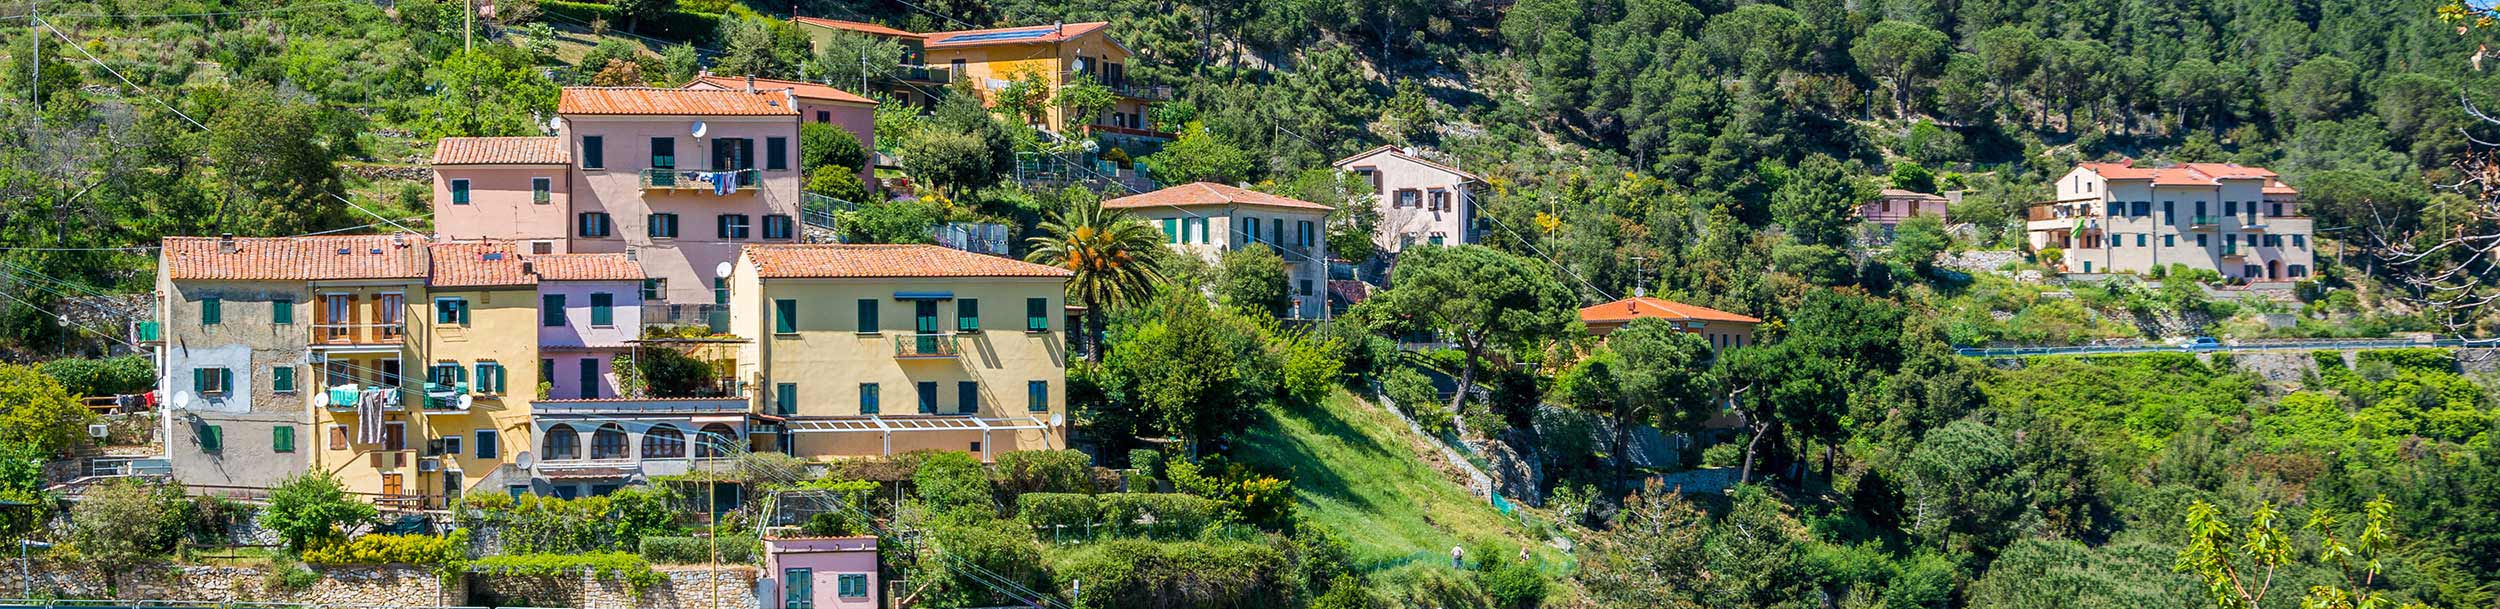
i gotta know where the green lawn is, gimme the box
[1233,389,1559,569]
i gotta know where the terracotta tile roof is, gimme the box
[923,21,1109,48]
[1580,296,1760,325]
[558,87,799,116]
[2182,163,2278,180]
[2076,161,2161,180]
[1102,182,1335,212]
[744,244,1075,279]
[162,235,430,281]
[2079,160,2300,194]
[689,75,877,106]
[1332,145,1484,182]
[790,17,923,39]
[1877,188,1949,202]
[532,253,643,281]
[432,137,570,165]
[429,242,536,287]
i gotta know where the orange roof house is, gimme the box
[556,87,799,116]
[1103,182,1336,212]
[1579,296,1759,350]
[742,244,1075,279]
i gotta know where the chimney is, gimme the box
[521,261,535,276]
[746,75,757,93]
[217,233,237,254]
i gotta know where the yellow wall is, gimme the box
[306,282,429,503]
[309,283,539,506]
[925,29,1134,132]
[732,263,1067,460]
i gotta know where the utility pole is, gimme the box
[463,0,473,53]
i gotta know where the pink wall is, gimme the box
[764,537,880,609]
[1857,196,1949,226]
[434,165,572,249]
[538,279,640,400]
[798,99,877,187]
[559,115,804,304]
[1339,151,1476,253]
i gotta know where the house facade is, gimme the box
[431,137,573,254]
[764,536,881,609]
[1105,182,1333,319]
[730,244,1071,461]
[920,22,1166,139]
[2026,161,2315,281]
[1579,296,1759,353]
[394,241,541,505]
[686,75,878,186]
[1858,188,1949,239]
[1333,146,1480,254]
[790,17,944,107]
[553,87,807,304]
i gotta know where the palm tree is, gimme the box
[1026,197,1167,362]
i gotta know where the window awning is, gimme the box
[893,291,955,300]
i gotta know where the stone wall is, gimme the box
[471,566,758,609]
[0,562,460,605]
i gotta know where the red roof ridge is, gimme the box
[689,74,877,106]
[789,17,924,39]
[1578,296,1759,325]
[1102,182,1334,212]
[743,244,1076,279]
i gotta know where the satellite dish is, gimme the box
[1071,58,1087,73]
[171,391,194,410]
[714,262,734,278]
[545,116,564,132]
[514,451,537,470]
[690,121,709,139]
[455,394,474,410]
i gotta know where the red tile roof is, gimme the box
[558,87,799,116]
[689,75,877,106]
[2078,160,2298,195]
[163,235,430,281]
[532,253,644,281]
[1332,145,1484,182]
[429,242,536,287]
[1580,296,1760,325]
[1102,182,1335,212]
[432,137,570,165]
[790,17,923,39]
[744,244,1075,279]
[923,22,1110,48]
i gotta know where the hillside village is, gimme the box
[2,0,2500,608]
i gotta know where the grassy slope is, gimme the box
[1233,389,1559,569]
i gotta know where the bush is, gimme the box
[538,1,721,42]
[802,122,869,173]
[995,449,1093,494]
[914,450,997,522]
[2355,348,2455,375]
[1702,442,1743,468]
[38,356,153,397]
[1096,493,1221,539]
[1049,539,1290,609]
[1129,448,1165,480]
[472,552,663,592]
[456,486,683,554]
[70,478,187,570]
[1384,366,1450,435]
[806,169,871,203]
[1470,543,1548,609]
[263,472,376,554]
[301,533,456,566]
[1016,493,1101,530]
[1275,328,1347,408]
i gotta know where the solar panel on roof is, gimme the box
[944,29,1053,43]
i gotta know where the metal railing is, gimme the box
[801,192,855,231]
[1952,337,2500,358]
[894,333,960,358]
[641,303,729,335]
[639,168,760,191]
[311,322,405,345]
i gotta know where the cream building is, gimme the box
[2027,161,2315,281]
[730,244,1071,461]
[1104,182,1334,319]
[1333,145,1480,254]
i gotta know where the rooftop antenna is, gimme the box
[1631,255,1647,297]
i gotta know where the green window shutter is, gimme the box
[273,299,294,325]
[1026,298,1048,331]
[591,293,614,326]
[475,364,492,393]
[855,299,878,333]
[273,426,295,453]
[202,298,221,325]
[273,366,295,393]
[542,294,565,327]
[860,383,879,415]
[956,299,979,332]
[776,383,797,416]
[218,369,232,394]
[1029,380,1047,412]
[775,299,798,333]
[191,369,208,393]
[200,425,222,453]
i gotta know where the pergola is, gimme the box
[778,415,1057,461]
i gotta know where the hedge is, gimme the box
[539,1,723,44]
[1016,493,1099,530]
[1048,539,1289,609]
[301,533,458,566]
[1098,493,1220,539]
[639,535,759,565]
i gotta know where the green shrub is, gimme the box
[471,552,663,592]
[1016,493,1101,530]
[1383,366,1450,435]
[638,535,758,564]
[1048,539,1290,609]
[1129,449,1164,479]
[301,533,456,566]
[995,449,1093,494]
[539,1,721,42]
[1702,442,1743,468]
[38,356,153,397]
[1097,493,1220,539]
[2354,348,2454,375]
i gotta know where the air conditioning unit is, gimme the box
[417,458,442,473]
[86,424,109,439]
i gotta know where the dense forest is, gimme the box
[3,0,2500,607]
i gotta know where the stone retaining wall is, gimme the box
[0,562,460,605]
[470,566,757,609]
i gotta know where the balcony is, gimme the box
[641,168,760,193]
[323,384,408,412]
[422,382,470,410]
[901,65,951,85]
[312,322,405,346]
[2189,215,2222,230]
[643,303,730,336]
[1109,84,1173,101]
[2220,244,2245,258]
[894,333,961,358]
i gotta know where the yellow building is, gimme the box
[281,238,432,508]
[921,22,1169,138]
[730,244,1072,461]
[404,242,541,503]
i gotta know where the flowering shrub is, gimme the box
[300,533,459,566]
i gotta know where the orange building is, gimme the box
[1578,296,1759,352]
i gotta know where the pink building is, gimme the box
[432,137,575,255]
[1859,188,1949,231]
[686,75,879,186]
[764,536,880,609]
[1333,145,1481,254]
[531,253,643,400]
[554,87,806,304]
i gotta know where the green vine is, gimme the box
[470,552,665,597]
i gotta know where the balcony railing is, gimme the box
[1109,84,1174,101]
[323,384,408,412]
[2189,214,2222,229]
[422,382,470,410]
[643,303,730,336]
[312,322,405,345]
[2220,244,2244,257]
[900,65,951,84]
[895,333,960,358]
[641,168,760,192]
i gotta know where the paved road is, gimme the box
[1953,337,2500,358]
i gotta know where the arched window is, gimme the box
[642,425,686,458]
[591,423,629,460]
[694,423,738,458]
[544,424,579,460]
